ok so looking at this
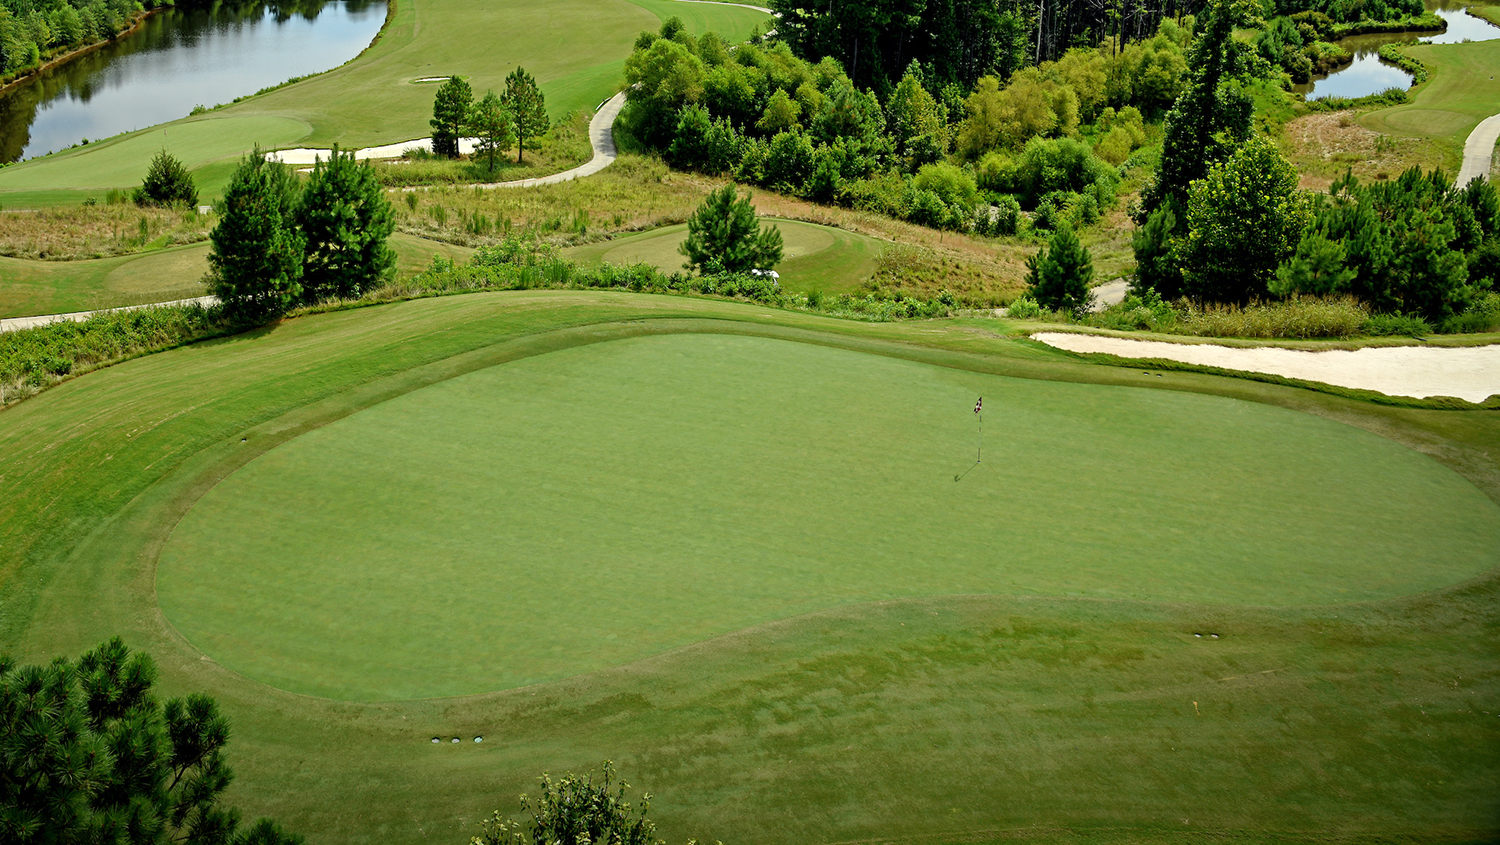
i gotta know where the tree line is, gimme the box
[768,0,1198,94]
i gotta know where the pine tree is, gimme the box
[503,67,548,164]
[430,76,473,159]
[1026,222,1094,314]
[295,146,396,302]
[1138,0,1257,217]
[0,638,303,845]
[134,148,198,207]
[679,184,784,274]
[208,149,304,323]
[466,91,515,175]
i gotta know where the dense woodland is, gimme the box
[618,0,1498,328]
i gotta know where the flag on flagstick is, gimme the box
[974,397,982,414]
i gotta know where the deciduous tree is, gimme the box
[1179,135,1309,303]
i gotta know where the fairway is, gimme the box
[564,219,883,293]
[1361,37,1500,150]
[155,333,1500,701]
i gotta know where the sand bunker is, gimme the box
[1033,332,1500,403]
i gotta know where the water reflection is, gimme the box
[1294,5,1500,100]
[0,0,386,163]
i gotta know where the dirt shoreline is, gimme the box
[0,7,164,99]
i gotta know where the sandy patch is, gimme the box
[1282,110,1438,192]
[267,137,480,165]
[1033,332,1500,403]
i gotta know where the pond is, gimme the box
[1294,4,1500,100]
[0,0,387,164]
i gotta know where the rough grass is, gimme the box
[372,112,593,187]
[0,231,467,319]
[1281,110,1451,192]
[562,218,883,294]
[1172,296,1372,339]
[396,155,1034,302]
[1,293,1497,845]
[0,204,213,260]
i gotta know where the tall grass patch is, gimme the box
[0,205,212,260]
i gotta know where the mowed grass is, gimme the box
[0,0,773,208]
[1360,37,1500,153]
[0,231,470,317]
[155,333,1500,701]
[2,293,1497,843]
[563,218,883,293]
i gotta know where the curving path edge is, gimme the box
[1455,112,1500,187]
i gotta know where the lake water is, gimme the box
[1295,5,1500,100]
[0,0,387,164]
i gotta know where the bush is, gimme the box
[1363,312,1433,336]
[1176,296,1368,339]
[1006,294,1042,319]
[133,149,198,207]
[471,762,660,845]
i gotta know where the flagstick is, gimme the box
[977,410,982,463]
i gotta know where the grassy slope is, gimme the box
[0,232,470,318]
[1,292,1496,844]
[0,0,773,208]
[563,218,883,293]
[1359,37,1500,155]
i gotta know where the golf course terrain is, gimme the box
[3,0,1500,840]
[0,0,773,208]
[563,218,883,293]
[3,292,1497,843]
[0,231,470,317]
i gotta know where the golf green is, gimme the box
[155,333,1500,701]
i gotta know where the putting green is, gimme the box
[564,218,883,293]
[155,333,1500,701]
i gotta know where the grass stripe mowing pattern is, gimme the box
[3,293,1497,842]
[155,333,1500,701]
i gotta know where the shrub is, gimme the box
[1006,294,1042,319]
[1177,296,1368,339]
[471,762,659,845]
[133,149,198,207]
[1363,312,1433,336]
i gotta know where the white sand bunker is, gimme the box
[267,136,480,165]
[1033,332,1500,403]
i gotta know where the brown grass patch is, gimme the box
[0,204,212,260]
[1282,110,1449,190]
[391,154,1037,303]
